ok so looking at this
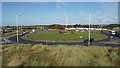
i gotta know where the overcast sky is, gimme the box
[2,1,118,26]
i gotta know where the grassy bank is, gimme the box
[24,31,107,42]
[2,31,22,37]
[2,44,118,66]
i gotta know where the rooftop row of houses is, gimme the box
[65,27,108,30]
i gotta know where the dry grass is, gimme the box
[2,44,118,66]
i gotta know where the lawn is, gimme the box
[24,31,107,42]
[1,29,32,37]
[1,31,22,37]
[2,44,118,66]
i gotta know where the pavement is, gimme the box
[2,31,120,47]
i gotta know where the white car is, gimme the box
[111,31,116,35]
[76,30,79,32]
[109,31,116,35]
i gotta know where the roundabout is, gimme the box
[22,31,107,42]
[6,30,119,47]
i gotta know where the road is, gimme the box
[4,31,119,47]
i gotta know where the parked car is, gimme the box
[20,33,25,36]
[20,31,29,36]
[76,30,79,32]
[109,31,116,35]
[5,29,12,32]
[1,29,5,32]
[25,31,29,34]
[1,29,7,33]
[115,34,120,37]
[84,38,94,43]
[100,30,103,33]
[79,30,84,32]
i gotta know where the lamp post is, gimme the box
[66,16,68,29]
[15,14,21,44]
[56,17,60,30]
[88,12,91,46]
[21,8,24,32]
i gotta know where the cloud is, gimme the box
[102,2,118,12]
[2,0,119,2]
[102,19,113,23]
[94,18,118,24]
[56,3,61,9]
[56,0,66,9]
[91,2,118,24]
[99,0,119,2]
[57,0,65,5]
[113,17,118,20]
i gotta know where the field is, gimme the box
[24,31,107,42]
[2,44,118,66]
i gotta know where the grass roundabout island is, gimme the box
[23,31,107,42]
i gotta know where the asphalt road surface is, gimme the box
[6,31,119,47]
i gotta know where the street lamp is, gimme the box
[66,16,68,29]
[56,17,60,30]
[15,14,21,44]
[20,8,24,33]
[88,12,91,46]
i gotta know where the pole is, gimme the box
[34,25,35,32]
[21,25,22,31]
[16,15,19,44]
[88,12,91,46]
[15,14,21,44]
[46,38,47,45]
[56,24,57,30]
[66,16,67,29]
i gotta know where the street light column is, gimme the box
[88,12,91,46]
[15,15,21,44]
[16,15,19,44]
[66,16,68,29]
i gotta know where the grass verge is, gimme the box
[23,31,107,42]
[2,44,118,66]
